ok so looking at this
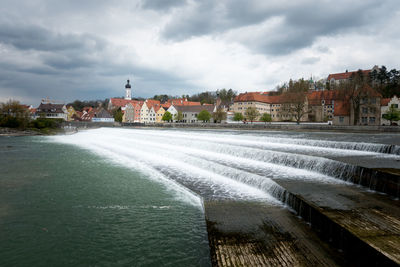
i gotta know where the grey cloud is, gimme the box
[0,23,106,52]
[161,0,399,55]
[141,0,188,11]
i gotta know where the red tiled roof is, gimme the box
[357,84,382,98]
[334,101,350,116]
[327,69,371,81]
[381,98,390,106]
[307,90,342,105]
[234,92,284,104]
[161,103,171,109]
[110,98,138,108]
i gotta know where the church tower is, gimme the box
[125,79,132,100]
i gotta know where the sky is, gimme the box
[0,0,399,105]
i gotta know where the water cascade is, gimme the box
[50,128,400,203]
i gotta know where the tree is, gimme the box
[383,105,400,125]
[0,100,30,128]
[212,107,227,123]
[260,113,272,124]
[197,110,211,122]
[233,112,244,122]
[336,70,374,125]
[245,107,259,123]
[112,108,123,122]
[278,78,309,124]
[174,111,183,122]
[162,111,172,122]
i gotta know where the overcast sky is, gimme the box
[1,0,399,105]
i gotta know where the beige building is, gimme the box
[155,105,166,123]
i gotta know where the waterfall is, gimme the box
[48,128,400,204]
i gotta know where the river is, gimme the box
[1,128,399,266]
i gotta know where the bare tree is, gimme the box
[278,79,309,124]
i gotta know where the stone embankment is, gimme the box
[0,127,42,136]
[145,122,400,133]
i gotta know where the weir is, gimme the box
[50,128,400,266]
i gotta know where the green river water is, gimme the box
[0,136,210,266]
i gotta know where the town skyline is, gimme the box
[1,1,399,105]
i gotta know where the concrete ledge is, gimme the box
[142,122,400,133]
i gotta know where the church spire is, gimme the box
[125,79,132,100]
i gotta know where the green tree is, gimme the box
[245,107,259,123]
[197,110,211,122]
[212,107,227,123]
[174,111,183,122]
[162,111,172,122]
[112,108,123,122]
[383,105,400,125]
[260,113,272,124]
[233,112,244,122]
[0,100,30,128]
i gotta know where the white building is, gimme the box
[381,95,400,125]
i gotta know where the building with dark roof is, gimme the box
[35,103,67,120]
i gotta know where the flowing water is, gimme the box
[1,128,399,266]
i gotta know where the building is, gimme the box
[332,85,382,126]
[381,96,400,125]
[175,105,216,123]
[155,105,166,123]
[333,101,351,125]
[92,108,114,122]
[307,90,338,122]
[35,103,68,120]
[66,105,76,121]
[231,92,271,121]
[123,102,135,123]
[327,66,379,87]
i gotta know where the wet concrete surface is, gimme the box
[327,155,400,170]
[274,179,400,266]
[205,201,345,267]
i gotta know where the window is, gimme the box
[370,107,376,114]
[392,104,399,108]
[362,107,368,114]
[369,117,376,124]
[339,117,344,123]
[371,98,376,104]
[362,117,368,124]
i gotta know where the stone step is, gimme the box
[274,179,400,266]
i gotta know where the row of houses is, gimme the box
[32,101,114,122]
[231,85,399,126]
[108,97,216,123]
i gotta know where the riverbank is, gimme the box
[0,127,66,136]
[0,127,43,136]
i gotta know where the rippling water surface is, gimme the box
[0,135,210,267]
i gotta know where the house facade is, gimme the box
[176,105,216,123]
[35,103,68,120]
[381,96,400,125]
